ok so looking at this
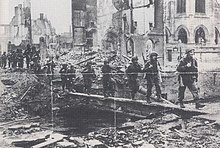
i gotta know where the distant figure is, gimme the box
[24,44,31,69]
[32,50,41,73]
[17,49,24,68]
[1,52,7,69]
[177,49,205,109]
[59,64,68,91]
[66,65,76,91]
[143,52,162,102]
[82,62,96,95]
[126,56,142,99]
[46,57,56,80]
[12,50,17,68]
[7,52,12,68]
[102,60,115,97]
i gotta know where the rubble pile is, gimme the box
[81,114,220,148]
[0,71,52,120]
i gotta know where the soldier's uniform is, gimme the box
[177,49,205,109]
[66,65,76,91]
[102,60,112,97]
[143,52,162,102]
[126,56,142,99]
[82,62,96,95]
[7,53,12,68]
[59,64,68,91]
[1,52,7,69]
[24,44,31,69]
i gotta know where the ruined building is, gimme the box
[72,0,98,54]
[9,3,56,51]
[97,0,164,65]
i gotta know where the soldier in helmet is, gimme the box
[126,56,142,99]
[102,60,112,97]
[177,49,205,109]
[143,51,162,102]
[59,64,68,91]
[82,61,96,95]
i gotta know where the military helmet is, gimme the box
[150,51,158,57]
[131,56,138,62]
[104,59,109,64]
[185,49,194,54]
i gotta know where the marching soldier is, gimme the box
[177,49,205,109]
[126,56,142,99]
[66,65,76,91]
[1,52,7,69]
[24,44,31,69]
[143,52,162,103]
[7,52,12,68]
[102,60,112,97]
[82,62,96,95]
[59,64,68,91]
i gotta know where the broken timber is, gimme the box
[63,92,207,119]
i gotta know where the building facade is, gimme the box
[72,0,98,54]
[164,0,220,70]
[97,0,165,65]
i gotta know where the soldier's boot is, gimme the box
[195,103,205,109]
[179,101,185,108]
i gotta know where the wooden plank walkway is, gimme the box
[67,92,208,118]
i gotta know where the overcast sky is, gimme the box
[3,0,72,34]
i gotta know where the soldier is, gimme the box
[177,49,205,109]
[102,60,112,97]
[24,44,31,69]
[59,64,68,91]
[17,49,24,68]
[7,52,12,68]
[126,56,142,99]
[66,65,76,91]
[143,52,162,102]
[82,62,96,95]
[12,50,17,68]
[32,50,41,73]
[1,52,7,69]
[46,57,56,80]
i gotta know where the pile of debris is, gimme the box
[0,71,52,121]
[2,121,109,148]
[83,113,220,148]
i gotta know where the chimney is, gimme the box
[40,13,44,20]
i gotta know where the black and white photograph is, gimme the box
[0,0,220,147]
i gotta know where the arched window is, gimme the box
[195,27,206,44]
[215,28,220,45]
[177,0,186,13]
[195,0,205,13]
[178,28,188,44]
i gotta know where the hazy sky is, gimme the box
[6,0,72,34]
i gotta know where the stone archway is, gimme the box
[194,25,209,44]
[178,28,188,44]
[175,25,190,44]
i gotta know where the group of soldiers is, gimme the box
[59,48,204,109]
[126,49,205,109]
[0,44,41,73]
